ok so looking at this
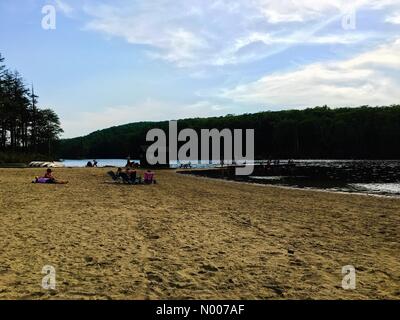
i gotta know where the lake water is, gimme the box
[179,160,400,197]
[349,183,400,195]
[61,159,238,168]
[62,159,137,168]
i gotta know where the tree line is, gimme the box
[56,105,400,160]
[0,53,63,157]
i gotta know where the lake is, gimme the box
[62,159,137,168]
[61,159,239,168]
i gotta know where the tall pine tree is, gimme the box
[0,52,63,155]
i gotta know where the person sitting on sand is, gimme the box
[144,170,156,184]
[44,168,55,181]
[126,157,133,168]
[41,168,68,184]
[93,160,98,167]
[126,167,137,182]
[86,161,93,167]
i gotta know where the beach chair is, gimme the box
[107,171,121,181]
[137,176,143,184]
[119,172,135,184]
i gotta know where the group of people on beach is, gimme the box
[263,159,295,166]
[33,154,156,185]
[85,158,140,168]
[86,160,98,167]
[110,167,156,185]
[33,167,156,186]
[125,158,140,168]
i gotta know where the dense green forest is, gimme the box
[57,105,400,160]
[0,53,63,162]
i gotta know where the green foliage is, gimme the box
[0,53,63,159]
[57,105,400,160]
[0,151,51,165]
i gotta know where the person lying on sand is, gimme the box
[33,168,68,184]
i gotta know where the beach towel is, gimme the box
[34,177,51,184]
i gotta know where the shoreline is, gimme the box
[176,170,400,200]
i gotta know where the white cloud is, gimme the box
[254,0,347,23]
[386,12,400,24]
[82,1,212,67]
[80,0,398,67]
[55,0,73,16]
[221,39,400,108]
[254,0,400,23]
[61,99,229,138]
[50,0,400,137]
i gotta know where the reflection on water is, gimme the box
[181,160,400,197]
[350,183,400,195]
[248,176,400,196]
[249,176,286,181]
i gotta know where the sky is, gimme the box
[0,0,399,138]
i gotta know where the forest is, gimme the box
[0,53,63,163]
[56,104,400,160]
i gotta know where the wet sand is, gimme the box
[0,168,399,299]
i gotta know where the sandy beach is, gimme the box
[0,168,399,300]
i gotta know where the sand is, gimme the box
[0,168,399,300]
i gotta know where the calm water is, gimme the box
[61,159,244,168]
[181,160,400,197]
[349,183,400,195]
[247,176,400,196]
[62,159,138,167]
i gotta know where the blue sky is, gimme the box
[1,0,399,138]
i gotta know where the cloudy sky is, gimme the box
[0,0,399,137]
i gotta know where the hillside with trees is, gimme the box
[0,53,63,163]
[56,105,400,160]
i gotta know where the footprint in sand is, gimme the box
[200,264,219,273]
[146,272,163,283]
